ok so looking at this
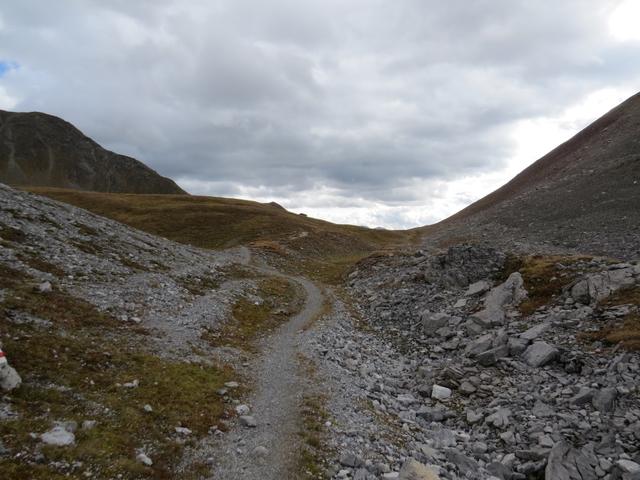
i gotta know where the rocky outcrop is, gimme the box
[423,245,506,288]
[570,264,640,304]
[0,183,254,477]
[469,272,527,327]
[522,341,559,367]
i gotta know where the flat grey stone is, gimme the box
[239,415,257,427]
[523,341,559,367]
[485,408,511,429]
[617,459,640,473]
[592,388,617,413]
[465,280,492,297]
[520,322,550,341]
[398,458,441,479]
[340,452,364,468]
[476,344,509,366]
[431,384,452,400]
[40,426,75,446]
[570,387,594,406]
[421,312,452,335]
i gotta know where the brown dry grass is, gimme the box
[25,187,409,251]
[24,187,416,285]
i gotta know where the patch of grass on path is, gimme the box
[203,276,303,351]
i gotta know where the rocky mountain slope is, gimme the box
[0,110,185,194]
[422,92,640,260]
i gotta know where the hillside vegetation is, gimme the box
[25,187,414,283]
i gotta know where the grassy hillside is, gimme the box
[25,187,414,283]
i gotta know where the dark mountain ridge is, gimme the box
[0,109,186,194]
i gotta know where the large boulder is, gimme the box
[476,344,509,366]
[421,312,453,336]
[40,425,76,446]
[545,441,597,480]
[471,272,527,326]
[398,458,441,480]
[523,341,559,367]
[520,322,550,342]
[465,280,492,297]
[465,333,494,357]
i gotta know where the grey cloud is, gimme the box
[1,0,640,228]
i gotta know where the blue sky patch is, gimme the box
[0,60,18,78]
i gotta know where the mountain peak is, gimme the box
[0,109,186,194]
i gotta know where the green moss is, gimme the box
[296,355,331,479]
[299,253,371,285]
[0,264,116,329]
[494,253,524,283]
[0,462,71,480]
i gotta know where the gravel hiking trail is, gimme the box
[212,248,324,479]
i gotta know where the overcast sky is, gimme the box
[1,1,640,228]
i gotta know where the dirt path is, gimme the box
[211,248,324,478]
